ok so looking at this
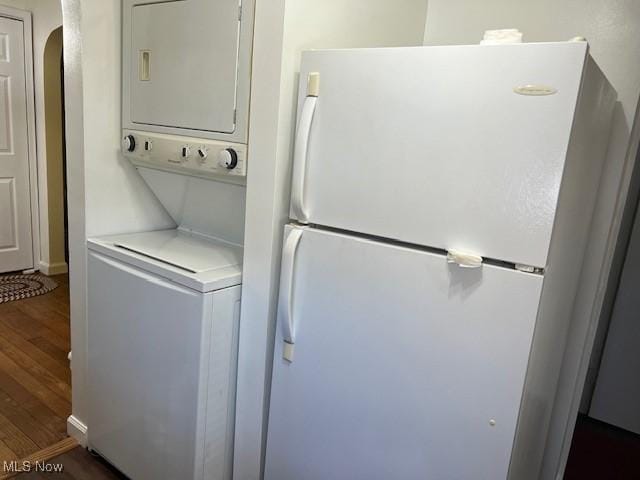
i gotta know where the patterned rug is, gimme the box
[0,273,58,304]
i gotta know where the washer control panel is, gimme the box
[121,130,247,180]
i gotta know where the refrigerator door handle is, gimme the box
[446,249,483,268]
[278,227,304,362]
[290,95,318,223]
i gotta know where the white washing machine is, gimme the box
[87,1,253,476]
[87,130,248,480]
[87,229,242,480]
[86,149,246,480]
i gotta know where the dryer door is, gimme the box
[127,0,241,134]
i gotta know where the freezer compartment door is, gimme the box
[265,226,544,480]
[292,43,588,267]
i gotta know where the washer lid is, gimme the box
[88,230,241,293]
[113,229,242,274]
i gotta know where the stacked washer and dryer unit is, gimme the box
[86,1,254,479]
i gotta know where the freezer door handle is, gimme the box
[290,95,318,223]
[278,227,304,362]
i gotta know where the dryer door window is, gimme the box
[130,0,241,134]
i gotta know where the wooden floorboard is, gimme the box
[0,411,39,459]
[26,339,67,368]
[0,274,71,466]
[0,440,17,463]
[0,329,70,384]
[0,389,61,449]
[0,437,78,479]
[0,308,69,353]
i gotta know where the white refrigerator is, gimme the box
[265,43,615,480]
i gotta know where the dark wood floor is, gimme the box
[564,414,640,479]
[14,447,125,479]
[0,274,71,463]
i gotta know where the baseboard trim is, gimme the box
[67,415,87,447]
[0,437,77,479]
[39,261,68,276]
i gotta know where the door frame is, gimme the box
[0,5,39,273]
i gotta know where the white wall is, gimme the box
[423,2,640,478]
[24,0,64,273]
[424,1,640,125]
[43,26,65,272]
[237,1,427,478]
[0,0,65,273]
[79,3,173,238]
[62,0,173,442]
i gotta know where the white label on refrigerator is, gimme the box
[513,84,558,96]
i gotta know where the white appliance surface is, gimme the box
[90,3,252,478]
[114,229,240,273]
[121,0,254,143]
[291,43,588,268]
[124,130,248,180]
[268,42,615,480]
[129,0,240,134]
[88,250,240,480]
[87,229,242,293]
[265,225,543,480]
[136,166,246,245]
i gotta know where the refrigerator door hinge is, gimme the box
[238,5,242,21]
[283,341,295,362]
[515,263,544,274]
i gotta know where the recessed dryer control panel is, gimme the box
[122,0,255,143]
[122,129,247,180]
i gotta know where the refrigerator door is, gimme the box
[265,225,544,480]
[291,43,588,267]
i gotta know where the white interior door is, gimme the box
[0,16,32,273]
[265,226,544,480]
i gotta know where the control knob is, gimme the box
[197,147,208,163]
[123,135,136,152]
[217,148,238,170]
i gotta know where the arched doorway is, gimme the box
[43,26,67,271]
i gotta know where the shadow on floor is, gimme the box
[14,447,126,479]
[564,414,640,479]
